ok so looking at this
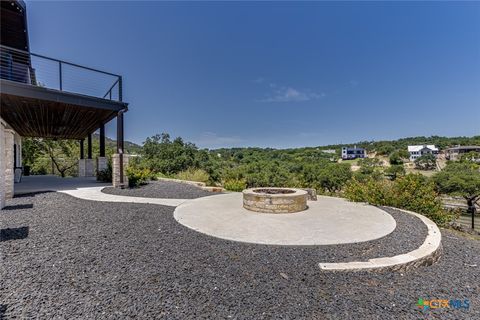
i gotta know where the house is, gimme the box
[1,0,129,208]
[341,146,366,160]
[445,146,480,161]
[407,145,439,162]
[320,149,336,154]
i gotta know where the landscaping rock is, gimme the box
[1,187,479,319]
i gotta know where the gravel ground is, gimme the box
[101,180,215,199]
[1,188,479,319]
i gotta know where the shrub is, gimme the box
[344,178,393,206]
[303,163,352,194]
[175,168,210,184]
[223,179,247,192]
[384,164,405,180]
[97,162,112,182]
[415,154,437,170]
[126,166,152,188]
[389,150,410,165]
[391,174,450,224]
[344,174,453,226]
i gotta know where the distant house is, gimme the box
[341,146,366,160]
[320,149,336,154]
[407,145,439,161]
[445,146,480,161]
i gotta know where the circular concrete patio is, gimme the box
[174,193,397,245]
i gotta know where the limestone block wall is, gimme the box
[0,120,5,209]
[96,157,108,174]
[112,154,129,188]
[85,159,95,177]
[4,129,15,199]
[78,159,95,177]
[78,159,86,177]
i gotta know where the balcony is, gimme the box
[0,44,128,139]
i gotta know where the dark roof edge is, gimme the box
[1,79,128,112]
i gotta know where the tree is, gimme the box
[142,133,198,174]
[353,157,383,181]
[358,157,383,174]
[389,150,409,165]
[414,154,437,170]
[303,163,352,193]
[22,138,42,168]
[459,151,480,163]
[31,139,79,177]
[384,164,405,180]
[434,162,480,215]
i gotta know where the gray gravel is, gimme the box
[101,180,215,199]
[1,188,479,319]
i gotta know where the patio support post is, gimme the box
[99,124,105,157]
[117,111,124,184]
[79,139,84,159]
[112,110,128,188]
[83,133,95,177]
[78,139,85,177]
[87,133,92,159]
[96,124,107,176]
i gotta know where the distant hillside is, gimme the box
[318,135,480,155]
[97,134,480,156]
[211,135,480,155]
[92,133,142,154]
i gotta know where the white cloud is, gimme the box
[260,86,325,103]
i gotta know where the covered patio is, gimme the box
[14,175,111,196]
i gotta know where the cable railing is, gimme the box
[0,44,122,102]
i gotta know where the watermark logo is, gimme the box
[417,298,470,311]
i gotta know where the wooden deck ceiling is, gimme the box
[0,79,128,139]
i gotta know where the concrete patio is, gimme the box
[14,175,111,196]
[1,180,479,319]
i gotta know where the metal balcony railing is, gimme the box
[0,44,122,101]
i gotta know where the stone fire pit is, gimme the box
[242,188,308,213]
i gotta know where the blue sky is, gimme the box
[26,1,480,148]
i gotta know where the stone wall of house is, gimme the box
[4,129,15,199]
[0,119,5,209]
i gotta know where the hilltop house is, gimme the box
[407,145,439,162]
[341,146,366,160]
[445,146,480,161]
[1,0,129,208]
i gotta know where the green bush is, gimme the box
[344,174,453,226]
[302,163,352,194]
[344,177,392,206]
[384,164,405,180]
[126,166,152,188]
[415,154,437,170]
[223,179,247,192]
[175,168,210,184]
[97,161,112,182]
[389,150,409,165]
[391,174,450,224]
